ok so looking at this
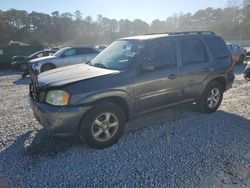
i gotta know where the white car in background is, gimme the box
[30,46,101,74]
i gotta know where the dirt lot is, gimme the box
[0,64,250,187]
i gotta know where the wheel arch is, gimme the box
[41,63,56,71]
[91,96,130,122]
[203,75,227,93]
[76,91,134,122]
[208,77,226,92]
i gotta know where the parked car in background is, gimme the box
[30,46,101,74]
[29,31,235,149]
[244,47,250,61]
[227,43,247,64]
[244,62,250,80]
[11,49,58,71]
[94,45,107,51]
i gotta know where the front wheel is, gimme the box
[199,82,223,113]
[79,102,125,149]
[20,63,28,71]
[41,64,55,72]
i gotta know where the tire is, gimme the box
[199,81,223,113]
[79,102,125,149]
[20,63,28,71]
[41,64,55,72]
[238,54,245,64]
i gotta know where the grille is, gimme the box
[30,81,39,101]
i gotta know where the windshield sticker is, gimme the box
[124,51,136,57]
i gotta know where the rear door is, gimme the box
[179,37,212,98]
[134,39,182,114]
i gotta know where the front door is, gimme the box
[60,48,78,67]
[134,39,182,115]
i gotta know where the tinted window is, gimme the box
[144,40,176,68]
[233,45,240,50]
[63,49,76,57]
[180,38,206,64]
[48,52,55,56]
[205,37,230,59]
[76,48,98,55]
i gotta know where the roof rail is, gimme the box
[144,31,215,36]
[144,32,168,35]
[168,31,215,35]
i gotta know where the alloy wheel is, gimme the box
[91,112,119,142]
[207,88,221,109]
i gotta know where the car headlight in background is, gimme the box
[46,90,70,106]
[32,62,39,68]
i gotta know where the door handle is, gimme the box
[168,74,177,80]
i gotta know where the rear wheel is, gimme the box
[79,102,125,149]
[20,63,28,71]
[41,64,55,72]
[199,82,223,113]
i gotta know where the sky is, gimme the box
[0,0,229,23]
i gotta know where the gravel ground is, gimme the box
[0,64,250,188]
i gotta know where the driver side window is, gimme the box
[144,40,177,68]
[34,52,44,58]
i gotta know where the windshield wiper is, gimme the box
[92,63,108,69]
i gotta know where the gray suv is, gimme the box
[29,31,235,149]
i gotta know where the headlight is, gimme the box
[32,62,39,68]
[46,90,70,106]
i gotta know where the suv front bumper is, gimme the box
[29,96,92,136]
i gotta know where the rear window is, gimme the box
[205,37,230,59]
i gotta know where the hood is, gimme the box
[30,56,56,63]
[38,64,120,88]
[12,56,27,62]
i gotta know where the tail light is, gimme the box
[230,56,236,71]
[232,56,236,66]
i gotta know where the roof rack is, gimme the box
[168,31,215,35]
[145,31,215,36]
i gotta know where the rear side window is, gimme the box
[180,38,206,64]
[204,37,230,59]
[76,48,98,55]
[63,49,76,57]
[144,40,177,68]
[232,44,240,50]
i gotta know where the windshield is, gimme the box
[90,40,144,70]
[28,51,40,58]
[53,47,70,57]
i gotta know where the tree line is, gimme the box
[1,0,250,46]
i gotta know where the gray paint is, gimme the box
[29,33,235,135]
